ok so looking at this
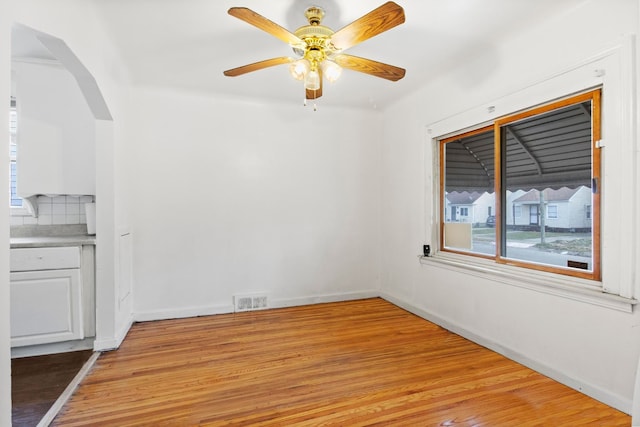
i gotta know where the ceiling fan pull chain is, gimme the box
[302,97,318,111]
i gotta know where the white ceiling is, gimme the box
[14,0,587,110]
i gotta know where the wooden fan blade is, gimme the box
[329,2,405,51]
[224,57,294,77]
[334,54,405,81]
[306,68,323,100]
[228,7,303,47]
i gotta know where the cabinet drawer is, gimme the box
[10,247,81,271]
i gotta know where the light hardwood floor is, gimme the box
[53,298,630,426]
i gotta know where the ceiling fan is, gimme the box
[223,2,406,103]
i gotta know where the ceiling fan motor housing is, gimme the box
[293,7,336,64]
[304,6,324,24]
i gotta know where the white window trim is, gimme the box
[9,98,21,212]
[11,205,31,216]
[423,36,637,307]
[419,253,635,313]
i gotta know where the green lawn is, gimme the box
[472,227,592,255]
[473,228,589,241]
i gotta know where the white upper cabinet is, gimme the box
[12,60,95,197]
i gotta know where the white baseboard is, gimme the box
[379,291,632,415]
[133,304,235,323]
[93,337,119,352]
[93,314,135,352]
[131,291,379,323]
[11,337,94,358]
[269,290,380,309]
[115,314,135,347]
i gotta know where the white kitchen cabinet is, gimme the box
[10,246,85,347]
[11,246,81,271]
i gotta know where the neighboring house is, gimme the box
[445,191,495,225]
[446,187,591,231]
[511,186,592,231]
[504,189,526,226]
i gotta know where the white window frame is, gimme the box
[421,39,637,312]
[9,98,30,217]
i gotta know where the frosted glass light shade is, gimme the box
[304,70,320,90]
[289,59,309,81]
[322,61,342,83]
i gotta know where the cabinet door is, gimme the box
[10,269,84,347]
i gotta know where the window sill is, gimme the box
[11,206,31,217]
[419,252,636,313]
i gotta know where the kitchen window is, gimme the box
[9,97,22,208]
[440,89,601,281]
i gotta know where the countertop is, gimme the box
[10,235,96,248]
[10,225,96,248]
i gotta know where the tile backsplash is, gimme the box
[10,195,95,226]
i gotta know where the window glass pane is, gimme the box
[10,161,21,207]
[443,129,495,255]
[10,99,22,207]
[501,101,593,272]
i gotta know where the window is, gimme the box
[441,89,600,280]
[9,97,21,208]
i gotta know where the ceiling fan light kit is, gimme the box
[223,2,406,106]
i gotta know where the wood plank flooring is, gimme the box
[53,298,630,426]
[12,349,94,427]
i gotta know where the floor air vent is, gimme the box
[234,294,268,312]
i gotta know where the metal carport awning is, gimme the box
[444,101,593,193]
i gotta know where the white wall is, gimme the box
[129,88,383,319]
[13,60,95,197]
[0,0,12,424]
[380,0,640,414]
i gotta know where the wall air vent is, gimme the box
[233,294,268,312]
